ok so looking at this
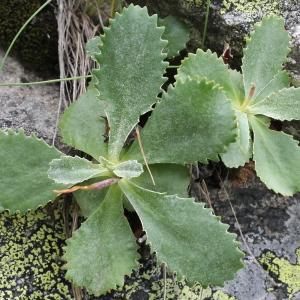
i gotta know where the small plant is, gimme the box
[176,16,300,196]
[0,5,244,296]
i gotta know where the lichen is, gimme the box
[0,206,72,299]
[260,249,300,298]
[213,290,236,300]
[221,0,280,15]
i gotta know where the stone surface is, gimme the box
[0,206,72,299]
[0,0,58,75]
[133,0,300,84]
[0,50,60,144]
[199,172,300,300]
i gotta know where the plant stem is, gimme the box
[0,0,53,72]
[0,75,92,87]
[110,0,116,17]
[135,127,156,186]
[202,0,211,47]
[166,65,180,69]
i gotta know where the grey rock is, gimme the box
[0,50,60,144]
[140,0,300,83]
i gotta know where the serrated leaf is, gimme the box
[124,78,236,165]
[221,110,251,168]
[86,36,102,61]
[242,16,290,99]
[112,160,143,179]
[93,4,167,160]
[229,69,245,105]
[59,87,108,161]
[74,179,108,217]
[64,185,139,295]
[250,116,300,196]
[158,15,189,57]
[0,130,64,213]
[48,156,109,185]
[132,164,189,197]
[119,181,244,286]
[252,70,290,103]
[249,87,300,121]
[176,49,242,103]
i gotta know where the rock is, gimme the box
[134,0,300,83]
[0,0,58,75]
[0,52,73,298]
[206,176,300,300]
[0,206,73,299]
[0,50,60,144]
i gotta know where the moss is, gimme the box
[260,249,300,298]
[0,206,72,299]
[221,0,280,15]
[0,0,58,75]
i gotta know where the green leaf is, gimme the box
[158,16,189,57]
[250,116,300,196]
[124,78,236,165]
[0,130,64,213]
[251,70,290,104]
[249,87,300,121]
[48,156,109,185]
[176,49,242,103]
[221,110,251,168]
[119,181,244,286]
[93,4,167,160]
[112,160,143,179]
[229,69,245,105]
[132,164,189,197]
[59,87,108,161]
[242,16,290,99]
[86,36,102,61]
[64,185,139,295]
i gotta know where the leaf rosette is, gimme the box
[0,4,244,296]
[176,15,300,196]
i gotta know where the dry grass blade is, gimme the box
[54,0,103,146]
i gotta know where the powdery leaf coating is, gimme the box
[120,181,244,286]
[250,116,300,196]
[64,185,139,296]
[85,36,102,61]
[176,49,242,103]
[112,160,144,179]
[252,70,290,103]
[93,4,168,160]
[249,87,300,121]
[242,15,290,99]
[0,130,64,213]
[132,164,189,197]
[48,156,108,185]
[59,87,108,161]
[221,110,251,168]
[159,15,190,57]
[124,78,236,165]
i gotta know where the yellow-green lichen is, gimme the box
[260,249,300,298]
[0,207,72,299]
[213,290,236,300]
[221,0,280,15]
